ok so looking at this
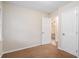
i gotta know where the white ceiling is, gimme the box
[6,1,71,13]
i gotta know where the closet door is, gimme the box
[60,7,78,56]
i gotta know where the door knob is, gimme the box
[62,33,65,36]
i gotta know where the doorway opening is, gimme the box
[51,16,59,48]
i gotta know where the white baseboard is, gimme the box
[58,46,62,50]
[3,41,41,54]
[58,46,79,57]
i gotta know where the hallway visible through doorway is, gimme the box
[51,16,59,48]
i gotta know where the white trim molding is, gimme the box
[3,41,41,54]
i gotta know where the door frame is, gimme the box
[41,16,51,45]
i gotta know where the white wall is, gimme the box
[0,1,2,57]
[3,3,48,53]
[76,3,79,57]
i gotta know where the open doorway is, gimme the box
[51,16,59,48]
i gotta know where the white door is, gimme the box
[60,7,78,56]
[42,16,51,45]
